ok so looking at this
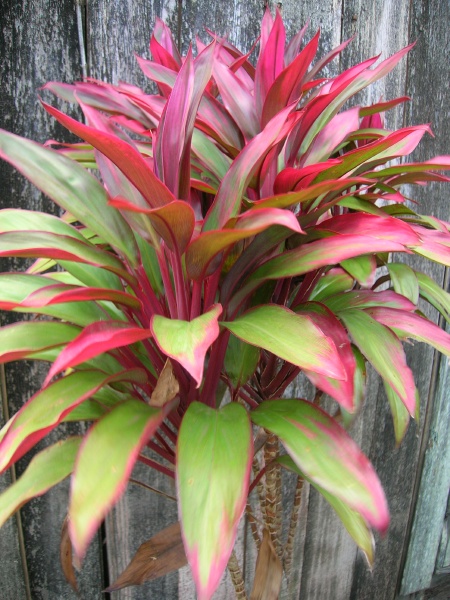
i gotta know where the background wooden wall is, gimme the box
[1,1,449,598]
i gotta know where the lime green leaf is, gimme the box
[224,334,260,389]
[388,263,419,306]
[252,399,389,532]
[338,309,416,415]
[341,254,377,288]
[0,370,143,471]
[222,305,346,380]
[417,271,450,324]
[384,383,413,445]
[151,305,222,387]
[0,128,138,265]
[177,402,252,600]
[69,399,165,561]
[278,455,374,565]
[0,321,80,363]
[0,437,81,528]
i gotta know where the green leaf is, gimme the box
[0,437,81,528]
[151,305,222,387]
[0,128,138,266]
[341,255,377,288]
[278,455,375,566]
[0,273,113,326]
[383,383,413,445]
[0,321,80,363]
[222,304,346,380]
[309,269,354,302]
[224,334,260,389]
[338,309,416,414]
[177,402,252,600]
[69,399,165,561]
[0,370,139,471]
[388,263,419,306]
[252,399,389,532]
[417,271,450,324]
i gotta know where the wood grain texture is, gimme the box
[0,1,104,598]
[1,0,450,598]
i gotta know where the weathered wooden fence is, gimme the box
[1,1,449,598]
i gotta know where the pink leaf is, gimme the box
[365,307,450,357]
[42,101,175,208]
[296,302,356,411]
[186,207,302,280]
[44,322,152,386]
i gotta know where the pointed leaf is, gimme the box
[278,455,375,566]
[204,105,296,231]
[42,102,175,208]
[222,305,346,380]
[0,231,131,281]
[338,309,416,415]
[296,302,356,411]
[384,383,412,446]
[388,263,419,306]
[365,307,450,357]
[44,321,153,386]
[0,321,80,363]
[0,128,137,265]
[69,399,166,561]
[249,529,283,600]
[151,305,222,386]
[252,399,389,532]
[186,207,302,280]
[109,197,195,254]
[105,522,186,591]
[417,271,450,324]
[224,334,260,389]
[0,437,81,528]
[0,371,140,472]
[23,283,141,311]
[0,273,114,326]
[177,401,252,600]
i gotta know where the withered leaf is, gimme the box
[105,521,187,591]
[60,515,78,593]
[250,528,283,600]
[150,359,179,407]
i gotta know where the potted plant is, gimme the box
[0,8,449,599]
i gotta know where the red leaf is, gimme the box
[109,197,195,254]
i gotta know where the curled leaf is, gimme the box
[105,522,187,591]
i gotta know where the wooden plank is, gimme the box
[0,365,28,600]
[0,1,105,598]
[400,331,450,594]
[348,0,450,598]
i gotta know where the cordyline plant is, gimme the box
[1,8,450,599]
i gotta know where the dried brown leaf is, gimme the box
[105,522,187,591]
[150,359,179,407]
[60,515,78,593]
[250,528,283,600]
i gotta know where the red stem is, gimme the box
[138,454,175,479]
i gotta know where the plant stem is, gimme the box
[245,503,261,550]
[264,433,283,560]
[283,476,304,583]
[227,551,247,600]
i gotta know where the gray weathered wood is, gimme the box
[0,1,105,598]
[1,0,450,598]
[400,327,450,594]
